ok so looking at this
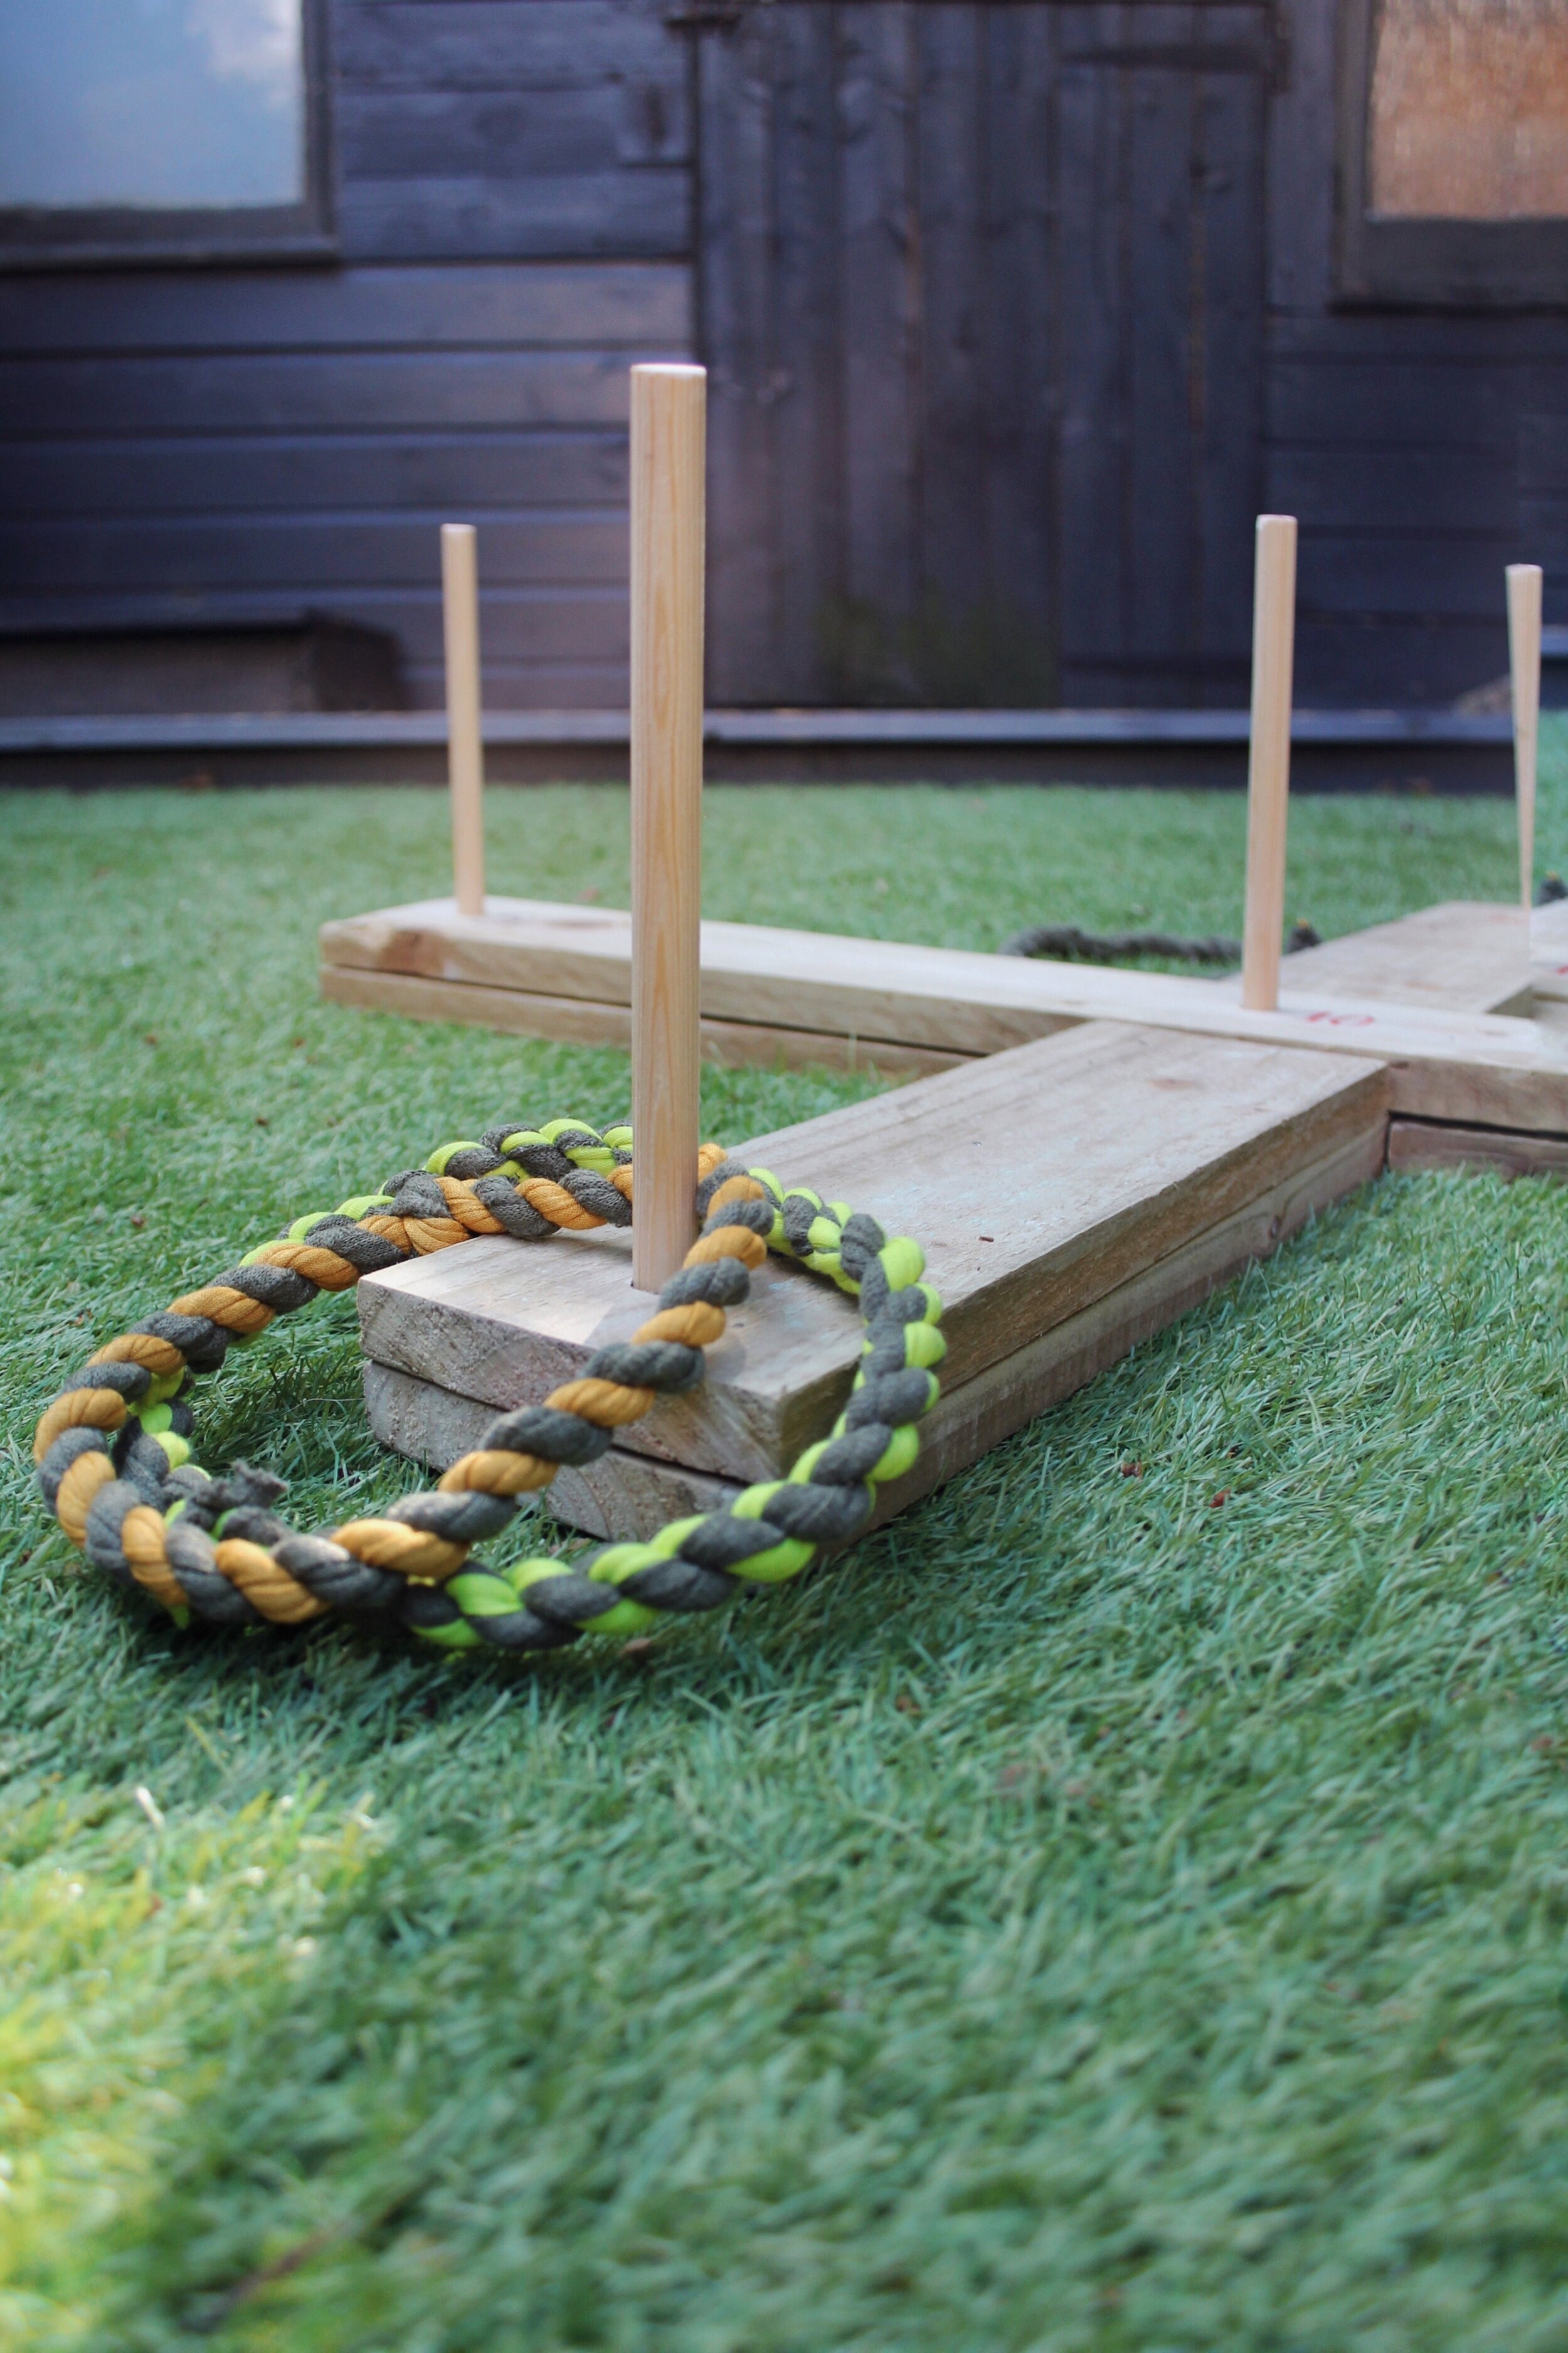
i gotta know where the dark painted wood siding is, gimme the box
[698,1,1269,706]
[0,260,690,708]
[1266,0,1568,703]
[0,0,693,710]
[0,0,1565,714]
[332,0,691,261]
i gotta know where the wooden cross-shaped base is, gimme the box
[345,898,1568,1539]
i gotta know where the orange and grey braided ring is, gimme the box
[32,1117,946,1656]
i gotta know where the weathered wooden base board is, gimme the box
[364,1115,1386,1538]
[1387,1118,1568,1181]
[319,962,963,1079]
[346,899,1568,1543]
[320,896,1568,1132]
[358,1021,1390,1537]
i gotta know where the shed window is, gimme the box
[1339,0,1568,304]
[1369,0,1568,220]
[0,0,332,267]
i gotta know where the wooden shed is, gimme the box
[0,0,1564,718]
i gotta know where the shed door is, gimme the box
[695,1,1270,707]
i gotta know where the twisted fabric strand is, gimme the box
[33,1118,944,1655]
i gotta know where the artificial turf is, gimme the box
[6,767,1568,2349]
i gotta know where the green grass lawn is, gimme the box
[8,763,1568,2350]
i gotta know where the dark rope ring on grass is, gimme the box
[999,919,1323,965]
[31,1119,945,1655]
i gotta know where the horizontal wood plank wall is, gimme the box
[699,1,1270,710]
[0,0,694,709]
[1266,0,1568,706]
[3,0,1566,720]
[332,0,691,261]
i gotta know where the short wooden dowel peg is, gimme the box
[1508,563,1543,918]
[442,523,485,918]
[630,363,707,1292]
[1241,514,1298,1013]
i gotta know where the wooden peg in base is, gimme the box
[1241,514,1298,1013]
[1507,563,1543,918]
[629,363,707,1292]
[441,523,485,918]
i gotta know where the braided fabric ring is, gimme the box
[31,1117,946,1655]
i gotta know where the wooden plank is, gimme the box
[916,5,989,627]
[363,1360,741,1536]
[1268,358,1504,450]
[367,1109,1387,1538]
[0,262,691,355]
[441,525,486,916]
[334,1,684,93]
[1298,534,1522,620]
[1290,616,1510,711]
[340,172,691,265]
[1241,514,1297,1012]
[978,3,1056,699]
[318,895,1568,1128]
[318,962,965,1079]
[1268,448,1511,534]
[0,434,633,521]
[0,514,629,594]
[1054,18,1131,694]
[357,1019,1391,1484]
[837,3,919,646]
[1387,1119,1568,1182]
[768,1,847,704]
[337,88,686,184]
[695,0,779,704]
[1265,313,1568,366]
[317,895,1078,1056]
[877,1110,1386,1519]
[1530,898,1568,1001]
[1509,563,1543,915]
[1194,17,1266,681]
[0,354,649,438]
[628,363,707,1290]
[1221,901,1533,1015]
[1126,22,1196,671]
[1518,410,1568,493]
[1263,0,1334,313]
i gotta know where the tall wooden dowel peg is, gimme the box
[1241,514,1298,1012]
[442,523,485,917]
[1508,562,1543,918]
[630,363,706,1292]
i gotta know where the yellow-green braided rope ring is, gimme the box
[31,1117,944,1657]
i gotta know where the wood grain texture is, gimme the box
[1241,516,1297,1012]
[339,173,689,264]
[1195,35,1267,675]
[363,1360,741,1538]
[871,1109,1388,1526]
[9,0,1565,709]
[317,895,1568,1130]
[334,1,684,93]
[694,0,1269,707]
[0,263,691,357]
[1509,563,1543,916]
[369,1105,1387,1538]
[317,961,965,1078]
[630,364,706,1290]
[0,255,692,713]
[1386,1118,1568,1182]
[1217,901,1533,1016]
[440,525,485,915]
[358,1019,1390,1484]
[1530,896,1568,1001]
